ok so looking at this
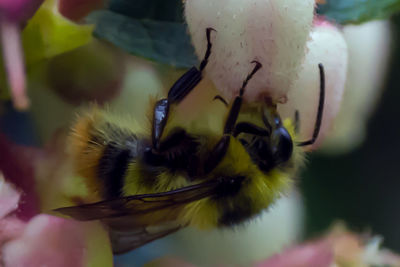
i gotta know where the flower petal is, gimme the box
[0,133,40,220]
[2,215,112,267]
[0,217,26,246]
[0,173,20,218]
[320,20,391,154]
[255,240,334,267]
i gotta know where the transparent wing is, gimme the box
[107,222,181,254]
[54,180,221,252]
[54,180,217,221]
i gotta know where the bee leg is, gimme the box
[261,112,272,132]
[233,122,270,137]
[297,63,325,147]
[294,110,300,134]
[167,28,215,103]
[204,61,262,174]
[204,135,231,174]
[224,61,262,134]
[152,28,215,150]
[145,128,199,171]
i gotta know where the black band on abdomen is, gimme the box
[98,140,134,199]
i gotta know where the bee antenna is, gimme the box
[297,63,325,147]
[239,61,262,96]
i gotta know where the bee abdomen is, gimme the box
[98,136,138,199]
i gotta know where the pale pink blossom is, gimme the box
[185,0,315,102]
[320,20,392,154]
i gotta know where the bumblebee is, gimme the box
[55,28,325,254]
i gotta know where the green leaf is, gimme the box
[22,0,94,66]
[108,0,184,22]
[87,10,197,68]
[318,0,400,25]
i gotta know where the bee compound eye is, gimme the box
[254,139,272,160]
[272,127,293,163]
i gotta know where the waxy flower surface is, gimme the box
[185,0,315,102]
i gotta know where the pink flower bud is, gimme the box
[185,0,315,102]
[320,20,391,154]
[0,173,20,218]
[255,240,333,267]
[2,215,113,267]
[0,0,43,22]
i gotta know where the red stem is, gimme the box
[1,18,29,110]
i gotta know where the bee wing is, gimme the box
[54,179,218,221]
[107,222,181,254]
[54,180,221,253]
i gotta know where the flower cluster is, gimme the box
[185,0,390,151]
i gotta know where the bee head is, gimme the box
[238,109,293,172]
[269,125,294,165]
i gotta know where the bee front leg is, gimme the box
[152,28,215,150]
[204,61,262,174]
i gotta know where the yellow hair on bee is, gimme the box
[68,108,106,199]
[122,163,189,196]
[68,106,148,200]
[182,135,294,230]
[183,198,219,229]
